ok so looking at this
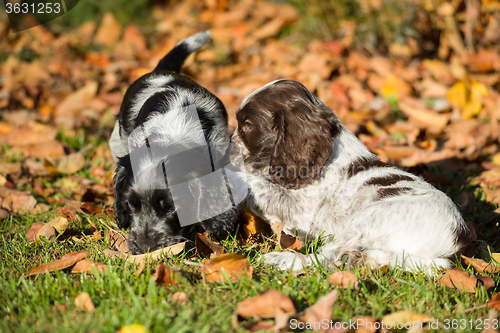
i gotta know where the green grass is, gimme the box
[0,129,499,333]
[1,207,499,333]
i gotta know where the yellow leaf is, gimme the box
[447,81,467,109]
[381,75,410,101]
[492,153,500,166]
[462,92,483,119]
[447,80,489,119]
[117,324,146,333]
[471,81,489,96]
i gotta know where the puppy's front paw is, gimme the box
[261,252,310,271]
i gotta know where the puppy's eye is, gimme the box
[242,122,254,133]
[128,202,135,210]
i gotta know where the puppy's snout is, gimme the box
[133,235,159,254]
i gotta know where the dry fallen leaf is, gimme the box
[26,250,90,277]
[152,264,180,286]
[488,294,500,311]
[328,271,360,289]
[447,80,489,119]
[272,221,303,250]
[26,222,47,242]
[74,292,95,312]
[233,289,296,330]
[195,232,225,258]
[398,102,450,132]
[103,241,185,264]
[302,290,339,330]
[462,255,500,274]
[70,259,108,274]
[382,311,435,328]
[172,291,188,304]
[45,152,86,175]
[437,268,494,292]
[201,253,253,283]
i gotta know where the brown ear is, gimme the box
[269,99,340,189]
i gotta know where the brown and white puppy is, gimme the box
[232,79,473,274]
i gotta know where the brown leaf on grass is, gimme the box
[34,225,56,242]
[172,291,188,304]
[106,230,129,253]
[152,264,180,286]
[398,102,450,133]
[478,276,496,289]
[51,304,68,313]
[236,289,296,320]
[201,253,253,283]
[195,232,225,258]
[382,311,435,328]
[488,294,500,311]
[103,242,185,264]
[45,216,69,233]
[26,250,89,277]
[74,292,95,312]
[462,255,500,274]
[328,271,360,290]
[94,13,122,47]
[70,259,108,274]
[80,202,103,215]
[26,222,46,242]
[302,290,339,329]
[44,152,86,174]
[272,221,302,250]
[0,186,37,214]
[437,268,495,293]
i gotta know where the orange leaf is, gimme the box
[302,290,339,325]
[26,250,89,277]
[103,242,185,264]
[26,222,46,242]
[74,292,95,312]
[462,255,500,274]
[236,290,296,319]
[437,268,478,293]
[152,264,179,286]
[488,293,500,311]
[195,232,225,258]
[70,259,108,274]
[201,253,253,283]
[329,271,360,289]
[171,292,188,304]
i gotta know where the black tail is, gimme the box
[154,31,211,73]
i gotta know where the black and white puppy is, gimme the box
[232,79,474,274]
[110,31,238,254]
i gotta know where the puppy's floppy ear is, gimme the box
[113,155,132,229]
[269,93,341,189]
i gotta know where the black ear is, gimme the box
[113,155,132,229]
[269,98,340,189]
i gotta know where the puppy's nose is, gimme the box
[136,237,158,254]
